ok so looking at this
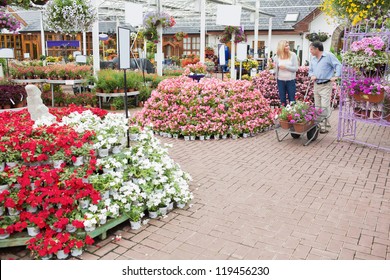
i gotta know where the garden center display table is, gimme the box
[47,79,86,107]
[11,79,46,84]
[95,91,140,109]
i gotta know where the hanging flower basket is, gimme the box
[174,31,188,42]
[0,10,21,33]
[44,0,97,34]
[142,12,175,43]
[219,26,246,44]
[305,32,329,42]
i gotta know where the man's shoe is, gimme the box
[320,129,329,134]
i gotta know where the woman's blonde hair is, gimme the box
[276,40,291,60]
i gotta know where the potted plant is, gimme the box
[344,76,390,103]
[0,215,18,239]
[342,36,389,75]
[219,26,246,44]
[183,62,207,81]
[305,32,329,42]
[0,10,21,32]
[142,12,176,43]
[125,205,145,230]
[44,0,97,34]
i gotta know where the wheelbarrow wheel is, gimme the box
[307,125,319,141]
[291,133,300,139]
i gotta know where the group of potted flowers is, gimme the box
[9,63,92,80]
[135,76,275,139]
[342,35,390,121]
[0,84,27,109]
[277,101,323,132]
[0,105,193,259]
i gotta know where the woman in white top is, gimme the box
[273,40,299,106]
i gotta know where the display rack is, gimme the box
[337,21,390,151]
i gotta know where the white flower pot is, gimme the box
[103,167,114,174]
[242,133,249,138]
[167,133,172,138]
[6,162,17,168]
[129,133,139,141]
[56,250,69,260]
[98,148,109,158]
[231,134,238,140]
[149,211,158,219]
[78,199,90,209]
[190,135,196,141]
[0,233,10,240]
[100,190,110,200]
[99,215,107,225]
[112,145,122,154]
[214,134,220,140]
[199,135,205,141]
[205,135,211,140]
[66,224,77,233]
[130,220,141,230]
[41,254,53,260]
[177,203,186,209]
[167,202,174,211]
[0,184,9,192]
[0,162,5,172]
[73,156,84,167]
[222,135,227,139]
[27,226,40,237]
[184,136,190,141]
[7,207,20,216]
[26,205,38,213]
[71,248,83,257]
[53,159,64,169]
[84,225,96,232]
[159,206,168,216]
[173,134,179,139]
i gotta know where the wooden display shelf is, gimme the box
[0,215,129,248]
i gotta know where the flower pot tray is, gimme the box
[0,215,129,248]
[275,117,325,146]
[83,215,129,240]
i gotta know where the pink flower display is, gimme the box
[135,76,275,137]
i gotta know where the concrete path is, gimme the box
[1,109,389,260]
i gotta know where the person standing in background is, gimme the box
[308,41,341,133]
[273,40,299,106]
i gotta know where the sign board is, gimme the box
[218,44,225,66]
[0,48,14,58]
[125,3,143,26]
[118,27,131,69]
[236,43,247,62]
[23,53,30,59]
[216,5,242,26]
[75,55,87,64]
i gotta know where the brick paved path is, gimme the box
[1,110,389,260]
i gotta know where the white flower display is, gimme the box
[44,0,97,34]
[61,112,193,232]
